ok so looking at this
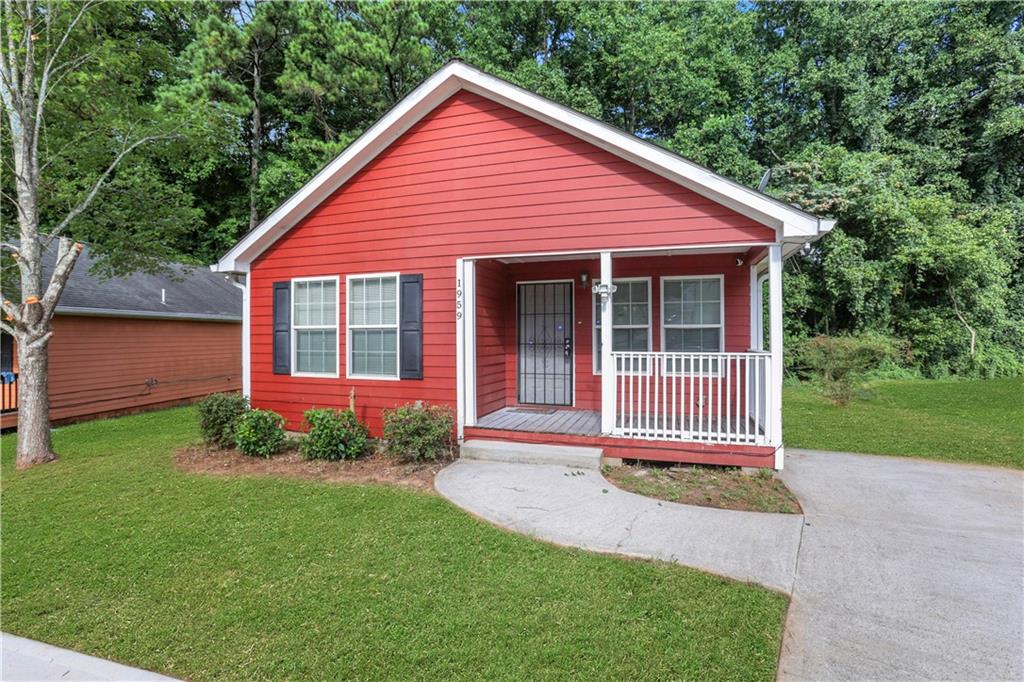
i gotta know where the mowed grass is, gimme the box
[784,378,1023,469]
[1,408,787,681]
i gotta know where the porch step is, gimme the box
[460,439,603,470]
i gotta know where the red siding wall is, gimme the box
[475,259,510,417]
[249,89,773,431]
[35,315,238,425]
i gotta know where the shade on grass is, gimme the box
[784,378,1023,469]
[1,408,787,681]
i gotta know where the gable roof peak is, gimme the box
[217,61,833,272]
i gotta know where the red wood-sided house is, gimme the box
[215,61,834,470]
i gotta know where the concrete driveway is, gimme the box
[437,449,1024,681]
[779,449,1023,681]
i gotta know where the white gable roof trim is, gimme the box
[216,61,834,273]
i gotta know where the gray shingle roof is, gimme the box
[44,244,241,322]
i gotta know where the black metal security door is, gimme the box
[517,282,573,406]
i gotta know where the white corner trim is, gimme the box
[215,61,834,273]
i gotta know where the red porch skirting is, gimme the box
[463,426,777,468]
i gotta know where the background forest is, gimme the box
[2,0,1021,378]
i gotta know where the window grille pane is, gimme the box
[613,302,629,326]
[350,329,398,377]
[702,301,720,325]
[296,330,336,374]
[664,281,681,303]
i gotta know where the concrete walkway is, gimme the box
[436,459,804,594]
[1,633,177,681]
[436,449,1024,681]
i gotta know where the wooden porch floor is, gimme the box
[476,407,601,436]
[475,406,765,442]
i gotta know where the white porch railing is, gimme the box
[610,351,772,446]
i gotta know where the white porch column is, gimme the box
[599,251,615,434]
[749,265,761,351]
[455,259,466,440]
[463,259,477,428]
[768,244,784,468]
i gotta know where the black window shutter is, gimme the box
[272,281,290,374]
[399,274,423,379]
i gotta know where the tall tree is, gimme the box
[182,0,293,231]
[0,0,201,467]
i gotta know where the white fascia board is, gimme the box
[216,61,833,272]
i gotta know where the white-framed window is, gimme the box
[593,277,652,374]
[661,275,724,373]
[346,273,400,379]
[292,276,339,377]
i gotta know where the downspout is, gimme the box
[227,274,251,400]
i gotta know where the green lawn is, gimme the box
[1,408,786,681]
[784,378,1024,469]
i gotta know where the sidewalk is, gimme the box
[1,633,177,681]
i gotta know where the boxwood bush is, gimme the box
[382,403,454,462]
[197,392,249,449]
[299,408,369,461]
[234,409,286,458]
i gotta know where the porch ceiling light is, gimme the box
[592,282,617,302]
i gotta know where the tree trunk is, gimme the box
[248,50,262,231]
[15,333,56,468]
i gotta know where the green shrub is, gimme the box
[197,392,249,449]
[382,403,454,462]
[299,408,370,461]
[234,409,286,458]
[795,334,906,404]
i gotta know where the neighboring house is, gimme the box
[216,61,834,469]
[1,245,242,429]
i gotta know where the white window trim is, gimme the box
[345,272,402,381]
[291,275,340,378]
[660,275,725,374]
[592,276,652,375]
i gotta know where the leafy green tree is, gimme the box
[0,0,205,467]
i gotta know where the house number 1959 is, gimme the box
[455,278,463,320]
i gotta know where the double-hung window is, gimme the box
[594,278,651,373]
[292,277,339,376]
[347,274,399,379]
[661,276,724,372]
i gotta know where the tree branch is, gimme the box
[34,0,99,150]
[0,320,14,336]
[39,236,80,319]
[43,132,171,242]
[1,298,21,325]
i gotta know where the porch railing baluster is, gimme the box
[609,351,770,447]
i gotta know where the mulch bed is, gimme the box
[175,444,446,493]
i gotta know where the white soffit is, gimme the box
[217,61,833,273]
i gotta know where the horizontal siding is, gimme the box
[47,316,240,422]
[250,90,771,430]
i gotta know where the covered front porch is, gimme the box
[456,243,786,468]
